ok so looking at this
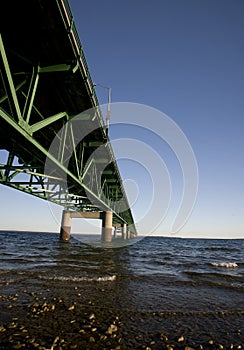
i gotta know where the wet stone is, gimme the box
[178,335,185,342]
[89,336,95,342]
[106,324,118,334]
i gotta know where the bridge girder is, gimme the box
[0,0,137,234]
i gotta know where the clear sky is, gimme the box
[0,0,244,239]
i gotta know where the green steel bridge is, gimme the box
[0,0,137,241]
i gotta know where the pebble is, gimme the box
[178,335,184,342]
[0,325,6,332]
[13,343,23,349]
[8,322,17,329]
[160,333,168,340]
[106,324,118,334]
[100,335,107,341]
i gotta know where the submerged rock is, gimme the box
[106,324,118,334]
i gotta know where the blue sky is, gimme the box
[0,0,244,238]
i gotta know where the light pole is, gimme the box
[93,83,111,135]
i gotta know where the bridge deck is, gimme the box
[0,0,137,234]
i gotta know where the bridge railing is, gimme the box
[57,0,103,123]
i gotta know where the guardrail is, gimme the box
[57,0,103,122]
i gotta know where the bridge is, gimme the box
[0,0,137,241]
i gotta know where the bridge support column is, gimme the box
[113,226,117,239]
[102,211,113,242]
[60,210,71,241]
[127,230,131,239]
[122,223,127,240]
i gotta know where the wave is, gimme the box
[210,262,238,268]
[206,246,240,252]
[39,274,116,282]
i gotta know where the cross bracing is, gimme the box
[0,0,137,235]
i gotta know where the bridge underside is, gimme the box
[0,0,137,238]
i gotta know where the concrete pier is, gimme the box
[122,223,127,240]
[60,210,71,241]
[127,230,131,239]
[59,209,130,242]
[101,211,113,242]
[113,226,118,239]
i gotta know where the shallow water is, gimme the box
[0,231,243,348]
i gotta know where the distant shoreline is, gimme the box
[0,230,243,240]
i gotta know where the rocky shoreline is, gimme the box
[0,286,243,350]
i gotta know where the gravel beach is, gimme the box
[0,279,243,349]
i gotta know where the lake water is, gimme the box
[0,231,243,349]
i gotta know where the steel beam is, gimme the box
[0,35,22,123]
[0,1,138,237]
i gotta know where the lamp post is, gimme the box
[93,83,111,135]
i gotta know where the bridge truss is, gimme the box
[0,0,137,236]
